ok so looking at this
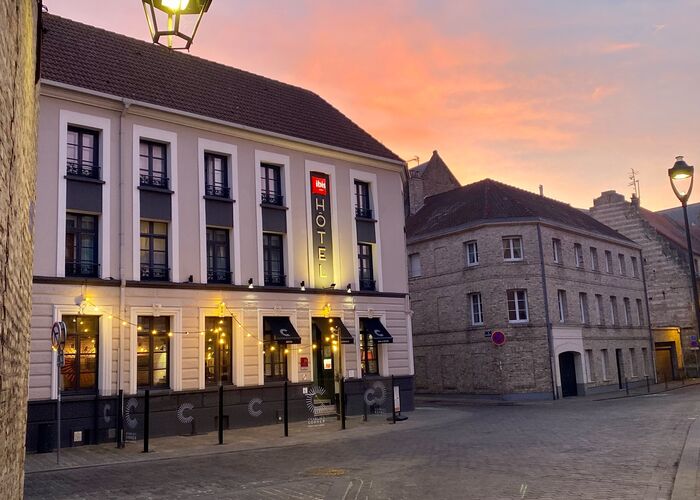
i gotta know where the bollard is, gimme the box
[143,389,150,453]
[116,389,124,448]
[283,381,289,438]
[340,377,346,430]
[218,384,224,445]
[645,376,650,394]
[625,378,629,396]
[665,375,668,390]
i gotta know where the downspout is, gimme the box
[639,249,657,382]
[117,99,131,393]
[536,223,558,399]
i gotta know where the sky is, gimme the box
[46,0,700,210]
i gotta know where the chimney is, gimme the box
[630,193,640,209]
[539,185,544,197]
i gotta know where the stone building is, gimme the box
[0,1,39,497]
[590,191,700,380]
[407,150,460,215]
[407,165,653,399]
[27,14,414,452]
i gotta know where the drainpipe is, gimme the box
[639,249,657,382]
[116,99,131,393]
[536,223,558,399]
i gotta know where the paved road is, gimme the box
[24,385,700,499]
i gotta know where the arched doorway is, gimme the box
[559,352,578,397]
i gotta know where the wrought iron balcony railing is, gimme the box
[355,206,373,219]
[207,269,232,284]
[65,261,100,278]
[140,264,170,281]
[264,273,286,286]
[205,184,231,198]
[359,278,376,291]
[139,171,170,189]
[66,161,101,180]
[261,190,284,206]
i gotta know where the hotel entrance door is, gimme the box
[312,320,336,404]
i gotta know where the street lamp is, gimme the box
[668,155,700,377]
[142,0,212,50]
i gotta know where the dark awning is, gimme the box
[361,318,393,343]
[313,317,354,344]
[263,316,301,344]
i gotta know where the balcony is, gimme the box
[205,184,231,199]
[140,264,170,281]
[264,273,286,286]
[66,161,101,180]
[355,206,373,219]
[65,261,100,278]
[261,190,284,206]
[207,269,232,284]
[140,171,169,189]
[359,279,376,291]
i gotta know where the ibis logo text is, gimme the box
[310,172,334,287]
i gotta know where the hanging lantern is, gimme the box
[142,0,213,50]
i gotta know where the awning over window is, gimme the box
[361,318,393,344]
[313,317,354,344]
[263,316,301,344]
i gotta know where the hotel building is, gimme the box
[27,15,413,451]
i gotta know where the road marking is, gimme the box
[520,483,528,498]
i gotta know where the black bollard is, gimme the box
[391,375,397,424]
[218,384,224,445]
[340,378,346,430]
[283,381,289,437]
[116,389,123,448]
[646,376,650,394]
[143,389,150,453]
[625,378,629,396]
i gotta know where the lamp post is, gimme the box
[668,155,700,378]
[142,0,212,50]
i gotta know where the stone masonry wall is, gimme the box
[409,221,651,397]
[590,192,697,369]
[0,1,38,498]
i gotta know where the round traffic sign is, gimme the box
[491,330,506,346]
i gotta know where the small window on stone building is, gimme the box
[586,349,595,382]
[574,244,584,268]
[605,251,613,274]
[465,241,479,266]
[596,294,605,325]
[590,247,599,271]
[557,290,567,323]
[552,238,561,263]
[503,237,523,261]
[629,348,637,377]
[636,299,644,326]
[579,292,589,324]
[610,296,619,325]
[631,256,639,278]
[642,348,649,376]
[601,349,610,380]
[507,289,528,322]
[470,293,483,325]
[618,253,626,275]
[408,253,421,278]
[623,297,632,326]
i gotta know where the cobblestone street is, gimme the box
[25,385,700,499]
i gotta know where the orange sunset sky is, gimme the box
[46,0,700,210]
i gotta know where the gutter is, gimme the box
[116,98,131,392]
[536,223,558,400]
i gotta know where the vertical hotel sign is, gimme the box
[310,172,334,288]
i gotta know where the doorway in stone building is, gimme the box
[559,352,578,397]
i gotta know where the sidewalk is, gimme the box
[415,378,700,407]
[24,407,459,475]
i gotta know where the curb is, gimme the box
[671,416,700,500]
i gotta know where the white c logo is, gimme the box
[177,403,194,424]
[125,398,138,429]
[248,398,263,417]
[280,328,290,337]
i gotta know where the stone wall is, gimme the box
[409,221,651,397]
[0,1,38,498]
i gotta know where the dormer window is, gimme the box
[204,152,230,198]
[260,163,283,205]
[67,126,100,179]
[354,180,372,218]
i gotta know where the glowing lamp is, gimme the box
[669,156,695,204]
[142,0,212,50]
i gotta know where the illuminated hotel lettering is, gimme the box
[310,172,334,287]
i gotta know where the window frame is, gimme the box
[204,316,233,386]
[466,240,479,267]
[354,180,372,219]
[260,163,283,206]
[408,252,422,278]
[66,126,100,179]
[610,296,619,325]
[618,253,626,276]
[360,320,380,377]
[557,289,567,323]
[552,238,561,264]
[574,243,584,268]
[65,212,99,278]
[61,315,99,393]
[503,237,524,262]
[263,331,288,382]
[507,289,529,323]
[623,297,632,326]
[596,294,605,325]
[605,250,613,274]
[579,292,589,324]
[206,227,231,284]
[136,315,171,390]
[262,232,285,286]
[636,298,645,326]
[631,256,639,278]
[590,247,599,271]
[204,152,230,198]
[139,139,169,188]
[358,243,376,291]
[470,293,484,325]
[140,220,169,281]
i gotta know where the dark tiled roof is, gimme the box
[406,178,631,242]
[40,14,402,163]
[640,207,700,257]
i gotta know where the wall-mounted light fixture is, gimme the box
[248,278,254,289]
[142,0,212,50]
[300,281,306,292]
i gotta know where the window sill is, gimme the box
[61,392,99,401]
[204,195,235,203]
[64,174,105,185]
[503,259,525,263]
[138,185,174,194]
[508,320,529,325]
[260,202,288,210]
[465,263,479,269]
[136,388,172,395]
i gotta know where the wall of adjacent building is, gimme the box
[409,220,651,398]
[0,0,38,497]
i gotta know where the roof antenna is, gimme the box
[407,156,420,166]
[539,185,544,197]
[629,169,640,201]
